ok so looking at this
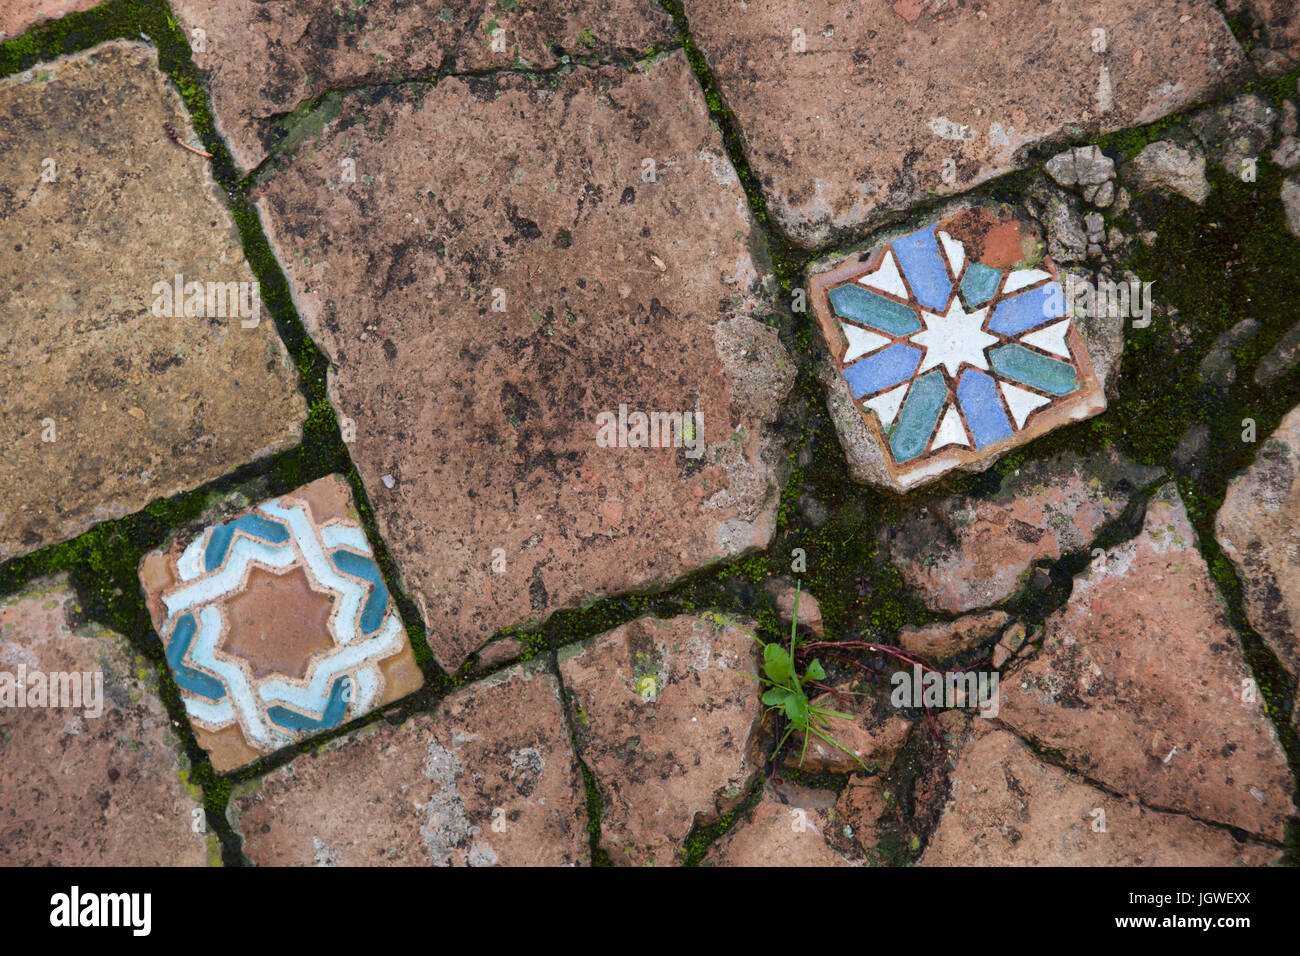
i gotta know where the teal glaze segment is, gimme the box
[828,284,921,336]
[990,344,1080,396]
[204,513,290,572]
[889,371,948,463]
[267,676,351,732]
[331,548,389,634]
[960,263,1002,307]
[166,613,226,700]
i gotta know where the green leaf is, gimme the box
[761,688,791,707]
[805,658,826,682]
[783,693,809,726]
[763,644,792,684]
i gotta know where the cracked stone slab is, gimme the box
[172,0,676,172]
[255,52,794,670]
[883,447,1163,613]
[230,659,587,865]
[704,783,862,866]
[682,0,1243,247]
[1216,404,1300,732]
[0,576,215,866]
[0,42,306,562]
[999,482,1294,841]
[0,0,98,40]
[812,207,1108,491]
[558,614,763,866]
[921,723,1280,866]
[139,475,423,773]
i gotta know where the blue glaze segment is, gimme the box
[828,285,921,335]
[331,548,389,635]
[956,369,1014,449]
[960,263,1002,307]
[889,370,948,463]
[990,344,1080,395]
[267,676,351,731]
[166,613,226,700]
[988,282,1065,336]
[843,343,922,399]
[203,513,290,573]
[892,224,952,311]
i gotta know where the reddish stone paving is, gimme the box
[231,660,587,866]
[683,0,1244,247]
[558,615,763,866]
[1216,405,1300,732]
[922,723,1281,866]
[0,578,213,866]
[0,0,98,40]
[999,483,1294,841]
[172,0,676,171]
[255,52,794,670]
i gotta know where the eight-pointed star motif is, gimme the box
[910,299,997,377]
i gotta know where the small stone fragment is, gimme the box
[1123,139,1211,203]
[897,611,1010,661]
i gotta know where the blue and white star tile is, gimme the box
[811,209,1107,492]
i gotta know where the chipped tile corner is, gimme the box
[810,206,1107,492]
[138,474,422,772]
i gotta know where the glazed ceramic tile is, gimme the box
[140,475,422,772]
[811,208,1106,490]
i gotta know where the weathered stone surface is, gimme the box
[0,0,98,40]
[921,725,1280,866]
[897,611,1009,661]
[1255,320,1300,384]
[1216,405,1300,729]
[683,0,1242,247]
[772,583,823,638]
[811,206,1108,492]
[139,475,423,773]
[785,681,912,774]
[231,659,587,866]
[704,783,859,866]
[1272,136,1300,170]
[451,1,676,73]
[0,577,214,866]
[558,614,762,866]
[0,43,305,563]
[1221,0,1300,72]
[1188,93,1276,179]
[999,483,1294,840]
[884,448,1163,613]
[1122,138,1211,203]
[256,53,793,669]
[1200,318,1262,391]
[1045,146,1115,189]
[1283,175,1300,237]
[173,0,676,171]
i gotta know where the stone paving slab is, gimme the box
[558,614,762,866]
[921,724,1280,866]
[1216,404,1300,732]
[172,0,676,171]
[255,51,794,669]
[683,0,1244,247]
[0,0,98,41]
[139,475,423,773]
[0,42,306,563]
[0,576,214,866]
[884,447,1162,613]
[704,783,860,866]
[811,206,1107,490]
[230,659,587,865]
[999,482,1294,841]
